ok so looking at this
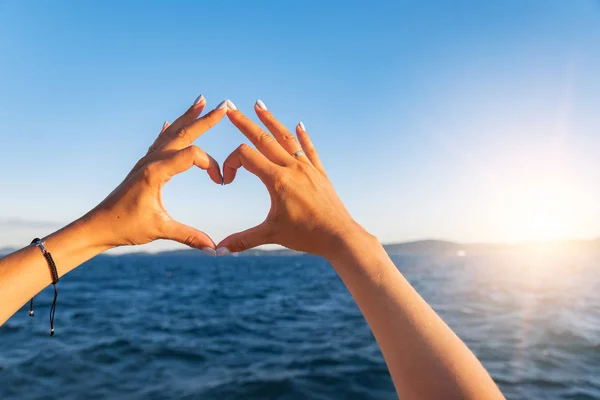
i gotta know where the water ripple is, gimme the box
[1,252,598,399]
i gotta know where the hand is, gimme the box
[85,96,227,252]
[218,100,368,259]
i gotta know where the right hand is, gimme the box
[217,100,370,259]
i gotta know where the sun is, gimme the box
[498,179,577,242]
[517,193,568,241]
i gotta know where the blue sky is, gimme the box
[1,1,599,251]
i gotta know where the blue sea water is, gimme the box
[1,250,599,399]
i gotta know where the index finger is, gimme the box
[222,144,277,185]
[153,145,222,185]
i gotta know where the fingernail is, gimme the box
[162,121,169,129]
[221,176,225,186]
[217,99,229,110]
[193,94,205,106]
[255,99,267,110]
[226,100,237,110]
[216,247,230,257]
[298,121,306,131]
[202,247,217,257]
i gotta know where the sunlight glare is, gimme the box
[496,173,580,242]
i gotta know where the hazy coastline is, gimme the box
[3,238,598,258]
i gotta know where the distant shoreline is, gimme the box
[3,238,598,258]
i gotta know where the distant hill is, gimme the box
[0,247,17,257]
[130,248,304,257]
[1,239,598,259]
[383,240,461,254]
[126,238,600,257]
[384,238,600,256]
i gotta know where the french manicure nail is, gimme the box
[221,176,225,186]
[216,247,230,257]
[202,247,217,257]
[162,121,169,129]
[217,100,229,110]
[193,94,205,106]
[256,99,267,110]
[226,99,237,110]
[298,121,306,131]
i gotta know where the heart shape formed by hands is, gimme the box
[90,95,360,262]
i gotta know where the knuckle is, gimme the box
[237,144,252,160]
[294,160,311,174]
[142,162,159,183]
[177,127,188,139]
[234,114,249,128]
[280,131,296,143]
[184,236,197,248]
[238,143,251,153]
[189,145,202,158]
[170,127,190,145]
[256,131,274,145]
[237,237,249,251]
[272,171,289,194]
[265,113,277,124]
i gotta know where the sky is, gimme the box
[1,0,599,251]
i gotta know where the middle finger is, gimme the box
[226,103,292,166]
[150,94,206,152]
[160,100,229,151]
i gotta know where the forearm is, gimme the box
[327,228,505,400]
[0,215,111,325]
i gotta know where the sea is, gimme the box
[1,248,599,399]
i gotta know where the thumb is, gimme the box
[216,223,272,255]
[162,219,216,254]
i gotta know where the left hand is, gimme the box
[84,95,227,252]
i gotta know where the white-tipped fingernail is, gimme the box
[202,247,217,257]
[217,100,229,110]
[162,121,169,129]
[298,121,306,131]
[216,247,230,257]
[193,94,205,106]
[256,99,267,110]
[226,100,237,110]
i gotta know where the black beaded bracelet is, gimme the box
[29,238,60,336]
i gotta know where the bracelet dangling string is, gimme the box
[29,238,60,336]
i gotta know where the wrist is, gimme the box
[39,214,113,277]
[76,211,118,252]
[323,221,381,263]
[323,223,395,285]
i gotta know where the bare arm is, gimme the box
[0,96,228,325]
[0,219,110,325]
[218,100,505,400]
[328,231,504,399]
